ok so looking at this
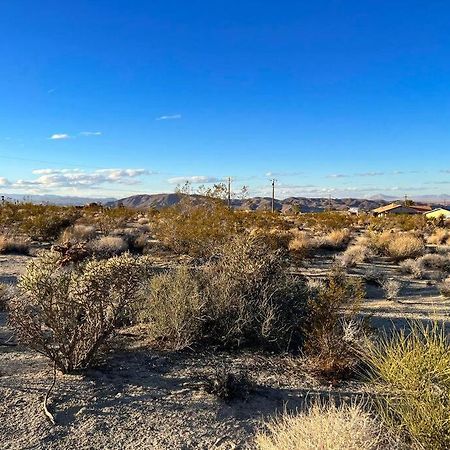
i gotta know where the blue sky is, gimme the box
[0,0,449,199]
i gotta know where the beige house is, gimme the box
[372,202,432,217]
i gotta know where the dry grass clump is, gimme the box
[380,278,403,300]
[365,322,450,450]
[439,277,450,297]
[365,230,393,255]
[399,259,425,279]
[139,235,308,350]
[59,224,97,243]
[386,234,425,261]
[339,243,372,267]
[0,235,29,255]
[315,229,351,250]
[427,228,450,245]
[88,235,129,257]
[303,267,366,379]
[9,252,151,373]
[288,230,316,257]
[418,253,450,272]
[255,401,382,450]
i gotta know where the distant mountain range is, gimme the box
[2,192,449,212]
[0,193,116,206]
[108,193,449,212]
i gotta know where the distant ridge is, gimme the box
[107,193,392,212]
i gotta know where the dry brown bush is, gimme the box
[439,277,450,297]
[0,235,29,254]
[59,224,97,243]
[387,234,425,261]
[427,228,450,245]
[9,252,152,373]
[88,235,129,257]
[0,282,13,311]
[303,267,366,379]
[339,243,372,267]
[315,229,351,250]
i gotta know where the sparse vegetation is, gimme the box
[255,401,383,450]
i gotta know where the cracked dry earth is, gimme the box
[1,252,450,449]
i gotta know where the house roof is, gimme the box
[372,202,432,214]
[372,203,403,214]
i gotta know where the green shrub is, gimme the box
[139,235,308,350]
[365,322,450,450]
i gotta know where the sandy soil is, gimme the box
[1,252,449,449]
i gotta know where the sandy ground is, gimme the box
[1,251,449,449]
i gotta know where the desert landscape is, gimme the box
[1,195,449,449]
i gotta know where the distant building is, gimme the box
[372,202,432,217]
[425,208,450,220]
[348,207,359,215]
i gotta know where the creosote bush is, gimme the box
[439,277,450,297]
[88,235,129,258]
[365,322,450,450]
[140,235,308,351]
[9,252,152,373]
[255,400,383,450]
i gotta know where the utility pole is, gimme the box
[227,176,231,208]
[404,194,408,206]
[271,179,276,213]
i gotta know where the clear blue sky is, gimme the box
[0,0,449,199]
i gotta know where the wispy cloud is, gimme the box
[167,175,221,185]
[79,131,102,136]
[47,88,56,94]
[3,168,152,191]
[49,133,70,140]
[265,171,303,177]
[326,173,349,178]
[356,172,384,177]
[156,114,182,121]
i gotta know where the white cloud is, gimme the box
[156,114,182,121]
[265,171,303,177]
[79,131,102,136]
[356,172,384,177]
[5,168,152,191]
[167,175,221,185]
[326,173,349,178]
[0,177,11,186]
[49,133,70,140]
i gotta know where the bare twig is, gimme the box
[43,361,57,425]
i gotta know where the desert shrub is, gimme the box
[255,400,382,450]
[439,277,450,297]
[19,207,79,240]
[88,236,129,257]
[288,230,315,257]
[368,214,428,232]
[140,235,308,351]
[59,224,97,243]
[315,229,351,250]
[380,278,403,300]
[204,366,252,402]
[363,267,387,286]
[9,252,152,373]
[427,228,450,245]
[339,243,372,267]
[365,230,394,255]
[418,253,450,272]
[0,235,29,254]
[386,234,425,261]
[365,322,450,450]
[0,282,13,311]
[153,198,244,257]
[399,259,424,278]
[303,267,366,379]
[139,266,204,349]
